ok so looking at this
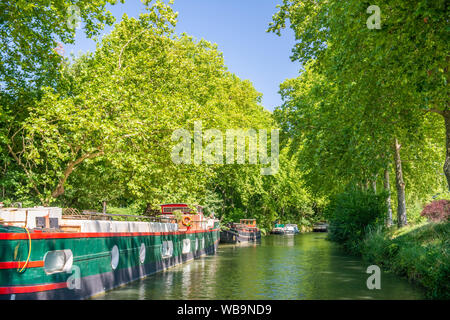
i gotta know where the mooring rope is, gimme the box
[17,227,31,273]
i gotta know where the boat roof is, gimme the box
[159,203,203,208]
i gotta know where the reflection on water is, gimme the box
[93,233,424,300]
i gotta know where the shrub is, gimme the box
[360,226,396,267]
[361,222,450,299]
[421,200,450,222]
[325,188,387,253]
[406,199,428,224]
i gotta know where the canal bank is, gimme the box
[360,222,449,299]
[93,233,425,300]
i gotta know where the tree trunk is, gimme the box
[51,150,103,199]
[143,203,152,216]
[443,111,450,190]
[384,169,393,227]
[393,138,407,227]
[372,174,377,193]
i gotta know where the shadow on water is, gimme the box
[93,233,425,300]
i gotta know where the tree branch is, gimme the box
[426,108,444,115]
[6,143,42,197]
[51,149,104,199]
[118,30,147,70]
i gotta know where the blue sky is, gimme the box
[64,0,301,112]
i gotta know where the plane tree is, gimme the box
[269,0,448,226]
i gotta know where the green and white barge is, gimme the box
[0,204,219,300]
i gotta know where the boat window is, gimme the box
[161,241,173,258]
[163,207,189,213]
[139,243,146,264]
[182,239,191,254]
[111,245,119,270]
[44,249,73,275]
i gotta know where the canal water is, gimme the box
[93,233,424,300]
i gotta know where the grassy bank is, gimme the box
[360,222,449,299]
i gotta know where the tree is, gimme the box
[7,1,279,213]
[1,0,124,203]
[0,0,121,94]
[269,0,448,227]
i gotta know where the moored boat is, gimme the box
[270,223,286,235]
[220,219,261,244]
[284,224,300,234]
[271,223,299,235]
[0,204,219,300]
[313,221,329,232]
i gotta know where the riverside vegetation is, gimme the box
[325,188,449,299]
[0,1,321,232]
[269,0,449,299]
[0,0,448,298]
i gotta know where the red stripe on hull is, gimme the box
[0,261,44,269]
[0,282,67,294]
[0,228,219,240]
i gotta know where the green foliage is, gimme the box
[2,2,270,208]
[325,188,387,253]
[169,210,183,224]
[269,0,448,231]
[0,0,124,205]
[107,206,140,221]
[0,0,122,94]
[361,222,450,299]
[0,1,320,233]
[211,146,321,231]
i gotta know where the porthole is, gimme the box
[111,245,119,270]
[43,249,73,275]
[161,241,173,259]
[182,239,191,254]
[139,243,146,264]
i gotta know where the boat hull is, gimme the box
[313,224,329,232]
[220,229,261,244]
[0,227,220,300]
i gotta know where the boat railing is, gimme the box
[62,208,218,230]
[229,223,259,232]
[62,208,176,223]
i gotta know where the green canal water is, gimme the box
[93,233,424,300]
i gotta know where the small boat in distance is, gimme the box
[271,223,286,235]
[313,221,329,232]
[220,219,261,244]
[271,223,299,235]
[285,224,300,234]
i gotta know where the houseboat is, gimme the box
[313,221,329,232]
[270,223,286,235]
[285,224,300,234]
[0,204,219,300]
[220,219,261,244]
[271,223,299,235]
